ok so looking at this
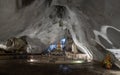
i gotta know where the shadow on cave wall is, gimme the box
[16,0,35,9]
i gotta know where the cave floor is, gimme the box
[0,56,119,75]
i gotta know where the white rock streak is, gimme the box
[66,7,93,61]
[94,25,120,68]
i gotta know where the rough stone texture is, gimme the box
[0,0,119,41]
[0,0,17,22]
[0,0,120,60]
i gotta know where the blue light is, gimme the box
[60,38,66,49]
[48,44,57,51]
[60,38,66,44]
[47,38,66,52]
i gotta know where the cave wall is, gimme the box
[81,0,120,30]
[0,0,35,21]
[0,0,120,41]
[0,0,16,20]
[81,0,107,30]
[105,0,120,29]
[1,0,120,27]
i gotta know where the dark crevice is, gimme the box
[51,5,67,19]
[16,0,35,9]
[48,5,67,20]
[22,0,35,7]
[45,0,53,7]
[55,5,66,18]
